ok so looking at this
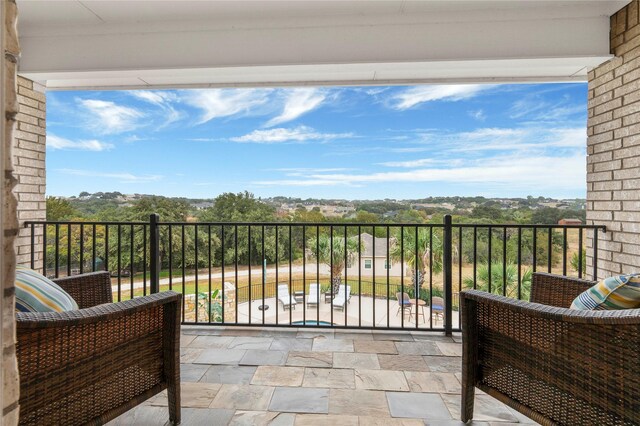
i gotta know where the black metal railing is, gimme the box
[24,215,606,334]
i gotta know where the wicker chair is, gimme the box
[460,272,640,426]
[16,271,182,425]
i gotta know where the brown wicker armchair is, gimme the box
[16,271,182,425]
[460,272,640,426]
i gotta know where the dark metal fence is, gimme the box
[24,215,606,334]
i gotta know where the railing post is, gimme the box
[443,214,453,336]
[150,213,160,294]
[592,227,599,281]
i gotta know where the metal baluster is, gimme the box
[562,228,567,276]
[79,224,84,274]
[195,225,199,324]
[578,228,583,279]
[218,225,222,324]
[517,227,522,300]
[547,227,552,273]
[487,227,492,294]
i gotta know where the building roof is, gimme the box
[360,233,395,258]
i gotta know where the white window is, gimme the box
[384,260,391,270]
[364,259,372,269]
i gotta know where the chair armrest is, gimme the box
[53,271,113,308]
[530,272,595,307]
[16,291,181,425]
[461,290,640,425]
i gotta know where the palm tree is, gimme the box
[308,232,359,294]
[389,227,443,291]
[463,263,532,300]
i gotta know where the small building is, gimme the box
[346,233,409,278]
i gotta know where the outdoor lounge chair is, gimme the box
[16,271,182,426]
[460,272,640,426]
[307,283,319,307]
[396,292,413,317]
[277,284,297,311]
[332,285,351,311]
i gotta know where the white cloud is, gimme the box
[265,88,326,127]
[129,90,184,126]
[48,134,113,151]
[230,126,354,143]
[78,99,144,134]
[129,90,177,106]
[254,154,585,190]
[183,89,271,124]
[391,85,491,110]
[468,109,486,121]
[379,158,461,168]
[57,168,162,183]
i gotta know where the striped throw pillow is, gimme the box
[570,273,640,310]
[15,266,79,313]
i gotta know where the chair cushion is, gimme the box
[15,266,79,312]
[570,273,640,310]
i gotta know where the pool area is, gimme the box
[291,320,334,326]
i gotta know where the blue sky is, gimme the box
[46,83,587,200]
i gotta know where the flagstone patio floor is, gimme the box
[108,326,539,425]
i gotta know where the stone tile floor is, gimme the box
[108,326,540,426]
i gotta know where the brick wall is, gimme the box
[2,1,20,423]
[15,77,45,271]
[587,0,640,279]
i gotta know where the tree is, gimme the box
[463,263,532,300]
[199,191,276,223]
[200,192,277,266]
[46,197,78,221]
[292,208,325,223]
[129,196,190,222]
[308,232,359,293]
[389,227,443,291]
[531,207,563,224]
[353,211,379,223]
[570,249,586,275]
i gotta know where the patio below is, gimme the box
[108,326,539,425]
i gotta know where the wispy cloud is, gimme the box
[468,109,486,121]
[48,134,113,151]
[509,92,585,122]
[265,88,326,127]
[129,90,184,126]
[230,126,354,143]
[78,99,144,134]
[379,158,462,168]
[254,154,585,191]
[57,168,162,183]
[183,89,272,124]
[390,85,492,110]
[129,90,177,106]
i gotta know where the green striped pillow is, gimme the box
[570,273,640,310]
[15,266,78,313]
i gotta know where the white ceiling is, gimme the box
[16,0,629,90]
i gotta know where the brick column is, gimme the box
[2,1,20,424]
[15,77,45,271]
[587,0,640,279]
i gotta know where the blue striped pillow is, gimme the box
[15,266,78,313]
[570,273,640,310]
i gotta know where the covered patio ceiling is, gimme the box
[17,0,628,90]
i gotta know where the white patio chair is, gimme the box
[277,284,297,311]
[332,285,351,311]
[307,283,319,307]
